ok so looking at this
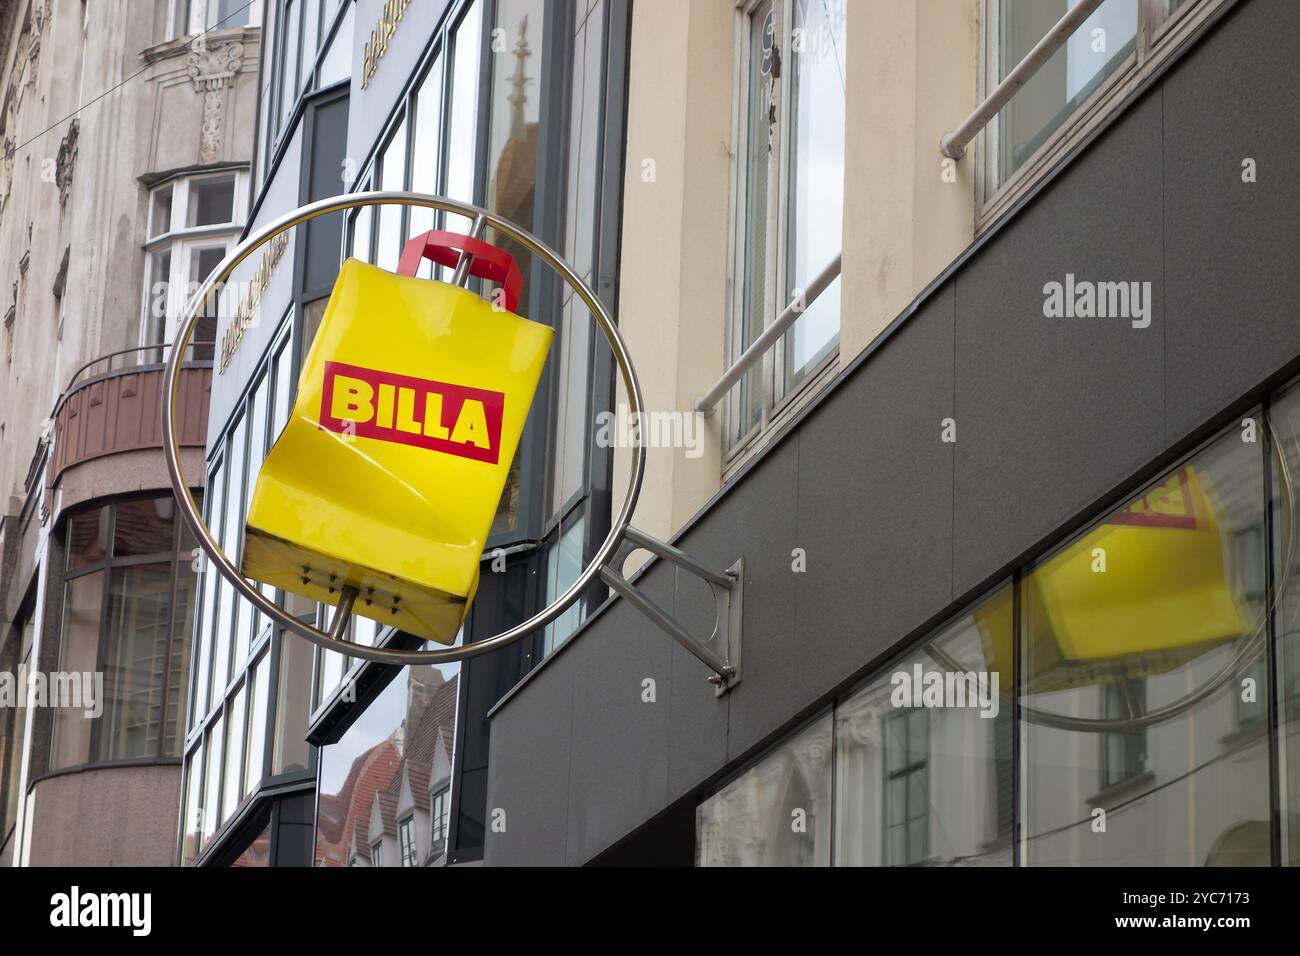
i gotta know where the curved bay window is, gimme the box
[48,494,201,772]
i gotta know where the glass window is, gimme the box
[1268,381,1300,865]
[2,615,34,836]
[188,175,237,227]
[222,687,246,824]
[408,53,445,267]
[835,587,1013,866]
[217,0,251,28]
[180,744,203,865]
[542,512,585,656]
[432,788,450,843]
[697,711,833,866]
[48,572,103,770]
[444,3,483,232]
[399,817,417,867]
[735,2,771,443]
[272,630,313,775]
[318,2,354,86]
[191,463,224,728]
[996,1,1138,185]
[150,184,174,238]
[371,842,382,867]
[279,0,303,124]
[731,0,845,443]
[102,563,174,761]
[53,496,199,771]
[375,121,409,270]
[114,496,176,557]
[782,0,844,390]
[1020,422,1269,866]
[66,506,109,569]
[315,667,461,866]
[202,718,224,841]
[245,651,270,797]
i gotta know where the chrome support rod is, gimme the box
[602,526,743,694]
[327,586,359,642]
[694,253,842,417]
[451,213,488,287]
[600,566,735,681]
[623,526,734,590]
[939,0,1106,160]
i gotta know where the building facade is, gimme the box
[483,0,1300,867]
[176,0,1300,869]
[0,0,260,866]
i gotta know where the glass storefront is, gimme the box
[700,380,1300,867]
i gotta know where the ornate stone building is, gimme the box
[0,0,260,866]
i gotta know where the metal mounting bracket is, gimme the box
[599,526,742,697]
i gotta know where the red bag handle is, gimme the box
[396,229,523,313]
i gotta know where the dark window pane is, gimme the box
[66,507,109,569]
[188,175,236,226]
[49,572,104,770]
[114,496,176,558]
[101,563,174,761]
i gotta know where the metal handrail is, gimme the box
[697,0,1109,417]
[52,341,215,420]
[940,0,1106,159]
[694,253,841,416]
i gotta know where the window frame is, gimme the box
[140,170,249,351]
[977,0,1226,229]
[46,493,202,775]
[398,815,418,866]
[725,0,844,459]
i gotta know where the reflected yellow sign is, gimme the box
[977,466,1247,694]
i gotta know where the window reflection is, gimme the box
[315,666,460,866]
[782,0,844,391]
[997,0,1137,185]
[697,712,832,866]
[52,495,199,770]
[836,589,1013,866]
[1269,381,1300,865]
[1019,422,1270,866]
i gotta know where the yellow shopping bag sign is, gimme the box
[240,230,553,644]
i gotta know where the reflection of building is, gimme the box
[315,670,457,867]
[0,0,259,867]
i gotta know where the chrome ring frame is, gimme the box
[162,192,646,665]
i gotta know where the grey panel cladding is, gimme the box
[1162,0,1300,443]
[952,91,1165,595]
[485,0,1299,865]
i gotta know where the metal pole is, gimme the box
[623,526,735,590]
[694,252,842,416]
[451,213,488,287]
[940,0,1107,160]
[600,567,735,680]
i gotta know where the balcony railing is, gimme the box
[48,342,214,487]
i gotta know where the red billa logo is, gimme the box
[320,361,505,464]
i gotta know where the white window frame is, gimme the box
[725,0,843,459]
[370,840,383,867]
[168,0,262,39]
[397,816,417,867]
[977,0,1226,229]
[431,788,449,843]
[140,170,249,350]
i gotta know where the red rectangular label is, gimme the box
[319,360,505,465]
